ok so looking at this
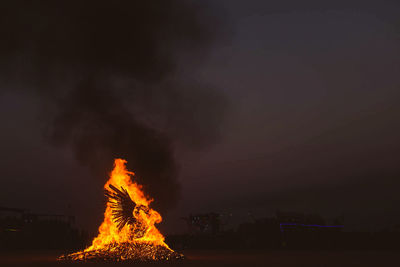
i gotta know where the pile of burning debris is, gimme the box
[59,242,183,262]
[59,159,184,262]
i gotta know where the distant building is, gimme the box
[182,213,221,235]
[0,206,85,250]
[276,211,343,233]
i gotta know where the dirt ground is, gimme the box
[0,249,398,266]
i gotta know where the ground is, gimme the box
[0,250,398,266]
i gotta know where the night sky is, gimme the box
[1,0,400,233]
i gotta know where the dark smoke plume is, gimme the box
[0,1,227,212]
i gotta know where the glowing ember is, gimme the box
[59,158,183,262]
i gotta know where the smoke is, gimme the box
[0,1,227,212]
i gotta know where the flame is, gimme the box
[84,158,169,251]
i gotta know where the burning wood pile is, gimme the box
[59,242,183,262]
[59,159,184,262]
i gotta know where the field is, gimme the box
[0,250,398,266]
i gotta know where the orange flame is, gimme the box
[84,158,169,251]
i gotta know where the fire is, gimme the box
[88,158,167,250]
[59,158,182,262]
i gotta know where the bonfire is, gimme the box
[59,159,183,262]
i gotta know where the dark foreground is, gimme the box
[0,250,398,266]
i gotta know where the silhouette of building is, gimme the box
[0,206,86,250]
[182,213,221,235]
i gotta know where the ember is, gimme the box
[59,159,183,262]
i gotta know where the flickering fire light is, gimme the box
[59,158,183,262]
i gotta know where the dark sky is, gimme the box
[1,0,400,233]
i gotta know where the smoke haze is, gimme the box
[0,0,227,213]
